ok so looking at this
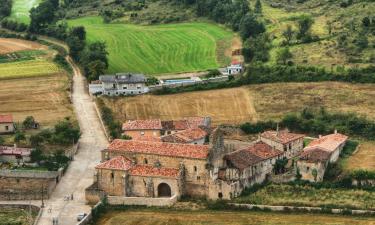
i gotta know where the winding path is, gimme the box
[36,56,108,225]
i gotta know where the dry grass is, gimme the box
[102,87,258,125]
[0,38,47,54]
[96,209,375,225]
[345,141,375,171]
[104,82,375,126]
[0,74,73,127]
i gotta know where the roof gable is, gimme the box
[306,133,348,152]
[95,156,133,171]
[261,130,305,144]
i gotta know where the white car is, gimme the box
[77,213,87,221]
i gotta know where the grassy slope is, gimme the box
[96,209,375,225]
[9,0,42,24]
[68,16,233,75]
[259,0,375,68]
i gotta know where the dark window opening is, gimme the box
[218,192,223,199]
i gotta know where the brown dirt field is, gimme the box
[346,141,375,171]
[102,87,258,126]
[0,74,73,126]
[0,38,48,54]
[96,210,375,225]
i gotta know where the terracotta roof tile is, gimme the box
[306,133,348,153]
[184,117,208,128]
[225,149,263,170]
[107,139,209,159]
[95,156,133,170]
[132,136,162,142]
[0,115,13,123]
[246,141,283,159]
[261,130,305,144]
[129,165,180,178]
[161,128,207,143]
[122,119,162,131]
[161,120,190,130]
[300,148,331,163]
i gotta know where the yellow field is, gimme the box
[0,59,61,80]
[96,210,375,225]
[103,82,375,126]
[345,141,375,171]
[0,74,73,126]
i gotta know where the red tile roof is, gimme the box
[161,120,190,131]
[95,156,133,170]
[184,117,208,129]
[299,147,331,163]
[261,130,305,144]
[246,141,283,160]
[95,156,180,178]
[132,136,162,142]
[0,115,13,123]
[129,165,180,178]
[306,133,348,153]
[122,119,162,131]
[106,139,210,159]
[161,128,207,143]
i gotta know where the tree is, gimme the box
[282,24,294,45]
[23,116,36,129]
[254,0,262,14]
[296,15,314,41]
[239,14,266,40]
[70,26,86,41]
[312,168,318,182]
[86,60,107,81]
[29,0,57,32]
[243,33,271,62]
[30,148,45,164]
[276,47,293,65]
[66,36,85,61]
[14,131,26,144]
[30,134,44,147]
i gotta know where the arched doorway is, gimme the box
[157,183,171,197]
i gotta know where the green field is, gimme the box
[0,208,34,225]
[9,0,42,24]
[0,59,61,80]
[68,16,233,75]
[96,209,375,225]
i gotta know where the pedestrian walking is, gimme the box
[71,193,74,200]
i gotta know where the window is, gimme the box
[140,131,145,136]
[218,192,223,199]
[197,176,201,181]
[144,158,148,164]
[284,146,287,152]
[167,131,171,135]
[107,92,110,95]
[112,84,116,89]
[5,126,9,131]
[194,166,197,172]
[306,166,310,171]
[137,86,141,89]
[139,91,142,94]
[123,86,127,90]
[289,143,292,150]
[111,172,114,180]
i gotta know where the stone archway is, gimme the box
[157,183,171,197]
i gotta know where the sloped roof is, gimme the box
[261,130,305,144]
[225,149,263,170]
[132,136,162,142]
[306,133,348,153]
[299,147,331,163]
[129,165,180,178]
[246,141,283,160]
[161,120,190,130]
[122,119,162,131]
[106,139,210,159]
[0,115,13,123]
[95,156,133,171]
[99,73,146,84]
[161,128,207,143]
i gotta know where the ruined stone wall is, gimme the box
[297,160,327,182]
[0,177,56,200]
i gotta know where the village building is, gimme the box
[297,131,348,182]
[223,61,243,75]
[0,145,32,164]
[89,73,149,96]
[122,119,163,139]
[0,114,15,134]
[297,148,331,182]
[260,129,305,158]
[304,131,348,163]
[161,128,207,145]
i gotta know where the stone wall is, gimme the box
[107,195,178,207]
[85,182,106,205]
[296,160,327,182]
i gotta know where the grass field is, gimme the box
[68,16,233,75]
[102,82,375,126]
[0,59,61,80]
[95,209,375,225]
[345,141,375,172]
[235,184,375,210]
[0,208,34,225]
[9,0,42,24]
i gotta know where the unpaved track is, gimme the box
[35,57,108,225]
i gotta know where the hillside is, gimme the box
[68,16,233,75]
[258,0,375,68]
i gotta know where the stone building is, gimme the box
[161,128,207,144]
[297,148,331,182]
[122,119,163,139]
[0,114,15,134]
[260,129,305,158]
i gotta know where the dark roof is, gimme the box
[161,120,189,131]
[299,148,331,163]
[246,141,283,160]
[99,73,146,84]
[225,149,263,170]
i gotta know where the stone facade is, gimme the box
[297,160,328,182]
[0,115,15,134]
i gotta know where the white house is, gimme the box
[89,73,149,96]
[224,62,243,75]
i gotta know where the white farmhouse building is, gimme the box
[89,73,149,96]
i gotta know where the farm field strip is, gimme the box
[95,210,375,225]
[0,59,61,80]
[9,0,43,24]
[68,16,233,75]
